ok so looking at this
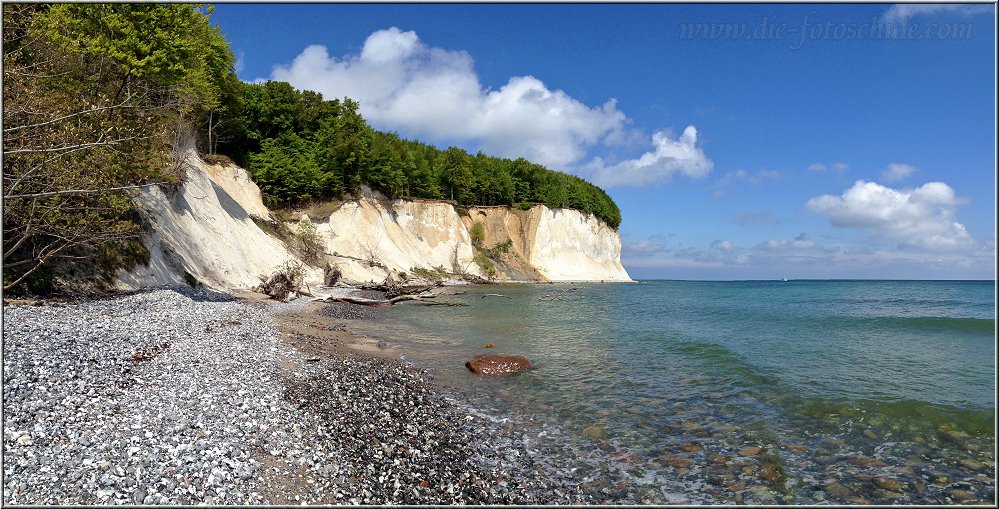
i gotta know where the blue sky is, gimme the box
[211,3,996,280]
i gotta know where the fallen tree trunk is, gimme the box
[318,293,440,307]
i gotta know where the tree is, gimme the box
[2,3,238,292]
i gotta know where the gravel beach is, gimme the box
[2,287,590,504]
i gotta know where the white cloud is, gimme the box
[793,233,816,248]
[234,52,245,74]
[584,126,713,187]
[881,162,918,182]
[806,180,972,250]
[267,28,630,169]
[883,4,992,22]
[710,239,735,251]
[623,236,670,256]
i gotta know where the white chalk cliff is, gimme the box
[120,147,631,290]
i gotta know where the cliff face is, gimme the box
[461,207,630,282]
[120,148,630,290]
[118,146,322,290]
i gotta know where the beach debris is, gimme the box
[256,260,312,300]
[319,293,437,307]
[482,342,495,349]
[481,293,510,299]
[465,354,532,375]
[323,263,342,286]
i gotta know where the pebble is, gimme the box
[3,288,587,505]
[738,446,763,457]
[873,477,904,491]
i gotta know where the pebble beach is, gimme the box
[2,287,590,504]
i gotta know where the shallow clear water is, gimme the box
[351,280,996,504]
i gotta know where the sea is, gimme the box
[349,280,996,504]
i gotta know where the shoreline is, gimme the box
[2,285,590,504]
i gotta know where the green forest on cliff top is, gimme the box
[2,4,619,293]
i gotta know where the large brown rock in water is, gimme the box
[465,354,532,375]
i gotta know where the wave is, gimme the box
[790,397,996,437]
[849,316,995,334]
[664,339,779,388]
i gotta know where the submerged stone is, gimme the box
[873,477,904,491]
[739,446,763,457]
[465,354,532,375]
[581,425,606,440]
[959,458,984,471]
[824,482,853,498]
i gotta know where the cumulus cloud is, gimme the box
[806,180,972,250]
[883,4,992,22]
[881,163,918,182]
[267,28,630,169]
[623,238,670,256]
[793,233,816,248]
[582,126,713,187]
[710,239,734,251]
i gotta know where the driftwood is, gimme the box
[481,293,510,299]
[358,278,442,297]
[414,300,467,307]
[321,293,439,307]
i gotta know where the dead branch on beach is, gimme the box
[318,292,456,307]
[481,293,510,299]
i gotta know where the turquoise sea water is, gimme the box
[351,280,996,504]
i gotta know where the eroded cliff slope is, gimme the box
[121,149,630,290]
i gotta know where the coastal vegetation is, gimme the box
[216,80,622,229]
[2,3,237,293]
[2,3,621,295]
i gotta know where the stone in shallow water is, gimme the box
[759,466,780,482]
[464,354,532,376]
[581,425,606,440]
[823,482,853,498]
[661,455,693,469]
[708,454,728,465]
[863,429,878,440]
[738,446,763,457]
[873,477,904,491]
[959,458,984,471]
[947,489,977,501]
[681,443,703,453]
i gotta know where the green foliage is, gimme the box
[411,266,444,282]
[26,264,55,296]
[296,218,324,263]
[469,223,485,247]
[490,239,514,257]
[96,239,151,283]
[218,81,621,229]
[2,3,238,294]
[202,153,235,166]
[473,253,497,279]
